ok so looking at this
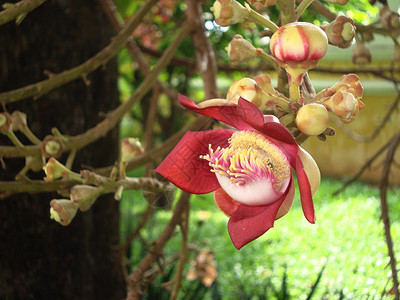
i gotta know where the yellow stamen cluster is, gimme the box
[201,131,290,188]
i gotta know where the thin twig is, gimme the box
[125,192,191,300]
[331,92,400,143]
[120,203,154,256]
[333,137,394,196]
[0,22,191,160]
[169,196,189,300]
[379,131,400,300]
[0,0,47,26]
[0,0,159,104]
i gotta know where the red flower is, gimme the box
[155,95,320,249]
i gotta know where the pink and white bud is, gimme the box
[352,42,371,65]
[295,103,330,136]
[321,16,355,49]
[270,22,328,85]
[247,0,276,10]
[226,77,263,107]
[227,34,257,65]
[211,0,249,27]
[50,199,78,226]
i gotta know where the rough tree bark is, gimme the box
[0,0,125,299]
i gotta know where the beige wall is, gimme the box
[302,90,400,185]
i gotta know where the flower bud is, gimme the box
[43,158,79,182]
[227,34,257,65]
[10,111,27,131]
[26,156,43,172]
[40,136,64,158]
[0,112,12,134]
[211,0,249,27]
[295,103,330,136]
[121,137,143,163]
[50,199,78,226]
[317,74,364,123]
[70,185,100,211]
[321,16,355,49]
[270,22,328,85]
[380,6,400,31]
[226,77,263,107]
[352,42,371,65]
[247,0,276,10]
[322,87,362,123]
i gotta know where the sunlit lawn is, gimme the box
[120,176,400,299]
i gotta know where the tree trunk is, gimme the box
[0,0,125,299]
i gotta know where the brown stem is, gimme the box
[0,0,159,104]
[186,0,218,99]
[0,0,48,26]
[379,131,400,300]
[169,197,189,300]
[125,192,191,300]
[97,0,178,102]
[119,203,154,256]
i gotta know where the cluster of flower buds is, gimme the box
[321,15,356,48]
[319,74,364,123]
[50,184,102,225]
[226,73,289,111]
[352,42,371,65]
[247,0,276,10]
[211,0,249,27]
[226,34,257,65]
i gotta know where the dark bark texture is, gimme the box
[0,0,125,299]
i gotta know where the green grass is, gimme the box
[120,177,400,299]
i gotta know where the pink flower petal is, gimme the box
[179,95,254,131]
[227,191,288,249]
[295,157,316,224]
[213,188,241,217]
[155,129,235,194]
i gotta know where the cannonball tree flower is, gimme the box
[270,22,328,100]
[155,95,320,249]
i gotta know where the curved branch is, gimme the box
[379,131,400,299]
[0,0,47,26]
[0,0,159,104]
[0,23,191,158]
